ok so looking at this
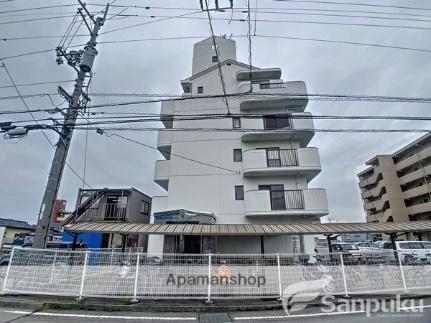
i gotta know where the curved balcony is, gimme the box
[236,68,281,81]
[239,81,308,112]
[160,101,175,128]
[244,189,328,217]
[154,160,170,190]
[241,113,314,146]
[157,131,172,159]
[242,148,321,181]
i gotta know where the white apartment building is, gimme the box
[147,36,328,255]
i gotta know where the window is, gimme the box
[141,201,150,215]
[232,117,241,129]
[235,186,244,200]
[212,55,218,63]
[233,149,242,162]
[263,115,291,129]
[197,86,203,94]
[183,83,191,94]
[266,148,281,167]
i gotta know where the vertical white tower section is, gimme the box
[148,36,328,255]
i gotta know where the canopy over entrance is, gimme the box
[65,221,431,236]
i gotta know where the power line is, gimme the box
[76,112,239,174]
[0,59,92,188]
[203,0,230,115]
[100,10,203,35]
[0,14,77,25]
[8,113,431,125]
[255,34,431,54]
[3,90,431,116]
[2,30,431,61]
[72,126,431,134]
[0,4,78,14]
[114,14,431,32]
[0,79,75,89]
[107,132,239,174]
[273,0,431,12]
[249,10,431,23]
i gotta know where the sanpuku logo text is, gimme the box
[282,279,424,317]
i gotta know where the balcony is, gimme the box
[160,101,175,128]
[157,131,172,159]
[154,159,170,190]
[239,81,308,112]
[242,148,321,181]
[359,167,381,188]
[241,113,314,146]
[76,203,128,223]
[236,68,281,81]
[364,194,389,212]
[403,184,431,199]
[395,146,431,171]
[399,164,431,185]
[244,189,328,217]
[407,201,431,215]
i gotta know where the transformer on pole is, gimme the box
[32,2,109,248]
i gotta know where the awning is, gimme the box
[65,221,431,236]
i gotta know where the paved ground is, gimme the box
[0,297,430,322]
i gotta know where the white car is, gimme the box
[355,242,380,250]
[381,241,431,264]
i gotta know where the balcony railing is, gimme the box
[244,189,328,216]
[266,149,298,167]
[77,203,128,222]
[258,82,287,90]
[269,190,304,210]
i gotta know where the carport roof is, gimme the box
[65,221,431,236]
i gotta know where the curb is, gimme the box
[0,293,429,313]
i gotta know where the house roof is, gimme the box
[65,221,431,236]
[181,59,258,82]
[0,218,34,230]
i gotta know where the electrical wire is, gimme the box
[0,59,93,188]
[3,90,431,116]
[273,0,431,12]
[8,113,431,125]
[203,0,231,115]
[246,0,253,92]
[72,126,431,134]
[76,112,239,174]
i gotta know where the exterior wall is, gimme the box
[149,37,328,254]
[358,133,431,239]
[1,227,34,245]
[192,37,236,76]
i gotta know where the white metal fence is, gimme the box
[2,248,431,300]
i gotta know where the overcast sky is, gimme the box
[0,0,430,224]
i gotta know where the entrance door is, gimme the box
[259,185,286,210]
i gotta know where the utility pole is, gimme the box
[33,1,109,248]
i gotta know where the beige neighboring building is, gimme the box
[358,133,431,240]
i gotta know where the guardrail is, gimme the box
[1,248,431,301]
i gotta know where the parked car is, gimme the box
[355,242,380,250]
[331,242,365,263]
[381,241,431,264]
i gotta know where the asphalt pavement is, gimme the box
[0,297,430,323]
